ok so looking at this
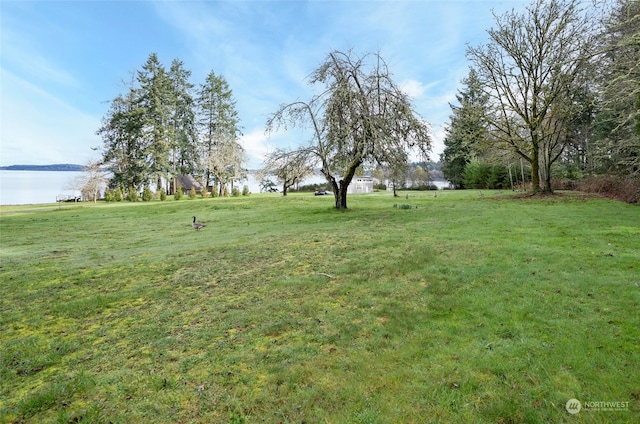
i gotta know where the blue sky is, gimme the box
[1,0,528,169]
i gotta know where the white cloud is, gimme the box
[400,79,425,99]
[430,124,448,159]
[240,124,316,169]
[238,128,273,169]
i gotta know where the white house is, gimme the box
[347,176,374,194]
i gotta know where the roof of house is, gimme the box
[177,174,203,191]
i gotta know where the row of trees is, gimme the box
[442,0,639,192]
[97,0,635,207]
[97,53,244,196]
[97,51,433,209]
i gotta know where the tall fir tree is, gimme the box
[167,59,198,193]
[137,53,172,191]
[594,0,640,175]
[196,70,244,194]
[441,68,490,188]
[97,77,147,196]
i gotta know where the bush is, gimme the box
[551,178,578,191]
[374,183,387,190]
[463,161,488,189]
[407,184,439,191]
[202,190,210,199]
[488,166,509,189]
[578,175,640,204]
[294,183,325,192]
[463,161,509,189]
[114,188,123,202]
[232,187,241,197]
[174,188,183,201]
[126,189,138,202]
[104,189,115,202]
[159,190,167,201]
[189,187,197,199]
[242,185,250,196]
[142,187,153,202]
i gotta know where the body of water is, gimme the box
[0,171,312,206]
[0,170,451,206]
[0,170,85,206]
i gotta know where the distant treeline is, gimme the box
[0,164,83,171]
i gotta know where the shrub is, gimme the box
[551,178,578,191]
[104,189,115,202]
[374,183,387,190]
[295,183,324,192]
[159,190,167,201]
[174,188,183,201]
[232,187,241,197]
[463,160,488,189]
[114,188,123,202]
[189,187,197,199]
[202,190,210,199]
[142,187,153,202]
[126,189,138,202]
[463,160,509,189]
[578,175,640,204]
[242,185,250,196]
[487,166,509,189]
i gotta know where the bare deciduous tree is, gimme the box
[467,0,598,192]
[67,160,108,203]
[260,148,315,196]
[203,137,246,196]
[267,50,431,209]
[197,70,243,194]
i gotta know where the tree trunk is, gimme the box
[530,143,541,193]
[334,180,349,209]
[205,170,211,194]
[544,179,552,193]
[324,174,346,209]
[508,164,514,191]
[322,162,356,209]
[543,160,553,193]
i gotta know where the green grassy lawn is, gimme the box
[1,190,638,423]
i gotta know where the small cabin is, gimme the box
[347,176,374,194]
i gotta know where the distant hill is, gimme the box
[0,164,84,171]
